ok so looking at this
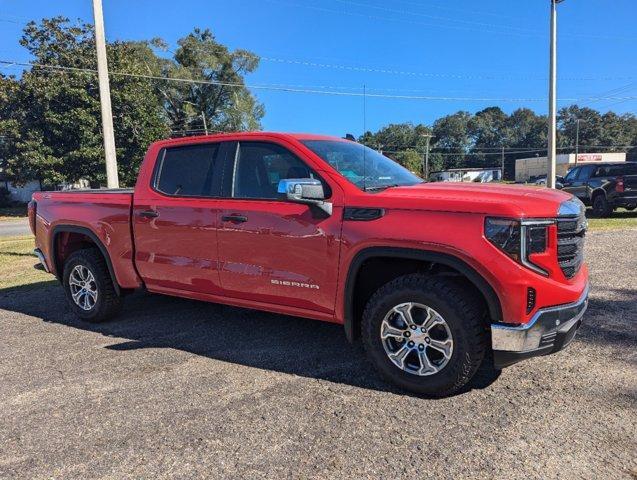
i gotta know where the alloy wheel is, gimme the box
[380,302,454,376]
[68,265,98,311]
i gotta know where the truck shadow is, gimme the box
[0,281,501,398]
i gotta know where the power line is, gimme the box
[381,0,519,21]
[2,15,633,83]
[260,56,635,82]
[259,0,637,41]
[3,60,637,103]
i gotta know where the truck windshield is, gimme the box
[301,140,423,191]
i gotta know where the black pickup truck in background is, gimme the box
[560,162,637,217]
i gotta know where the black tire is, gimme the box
[63,248,121,322]
[362,274,487,397]
[592,194,613,217]
[625,205,636,211]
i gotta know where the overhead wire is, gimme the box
[3,60,637,104]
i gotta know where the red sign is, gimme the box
[577,154,603,162]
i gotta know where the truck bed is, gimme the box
[31,189,141,289]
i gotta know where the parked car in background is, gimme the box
[29,132,589,396]
[560,162,637,216]
[534,175,564,187]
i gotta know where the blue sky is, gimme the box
[1,0,636,136]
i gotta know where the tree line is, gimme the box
[1,18,636,188]
[360,106,637,177]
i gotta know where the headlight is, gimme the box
[485,218,552,275]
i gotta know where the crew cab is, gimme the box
[560,162,637,216]
[29,133,589,396]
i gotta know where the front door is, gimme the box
[216,140,343,315]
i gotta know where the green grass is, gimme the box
[586,208,637,231]
[0,235,55,290]
[0,204,28,222]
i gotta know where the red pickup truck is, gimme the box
[29,132,589,396]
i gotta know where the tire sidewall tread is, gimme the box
[62,249,121,322]
[362,274,487,397]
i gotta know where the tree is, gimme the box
[358,123,434,173]
[2,18,264,187]
[557,105,603,151]
[157,28,264,134]
[431,112,472,169]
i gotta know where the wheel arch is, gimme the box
[51,225,121,295]
[591,187,607,200]
[343,247,502,342]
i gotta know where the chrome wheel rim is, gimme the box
[380,302,454,376]
[69,265,98,311]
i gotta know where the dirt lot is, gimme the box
[1,230,636,479]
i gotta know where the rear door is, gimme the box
[133,142,228,295]
[621,163,637,194]
[216,140,343,315]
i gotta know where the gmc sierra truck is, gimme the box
[29,133,589,396]
[560,162,637,217]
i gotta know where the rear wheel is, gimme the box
[592,194,613,217]
[63,249,121,322]
[362,274,487,397]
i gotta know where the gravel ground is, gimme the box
[0,229,635,479]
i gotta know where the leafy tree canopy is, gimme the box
[1,17,264,187]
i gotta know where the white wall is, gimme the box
[515,152,627,182]
[4,180,41,203]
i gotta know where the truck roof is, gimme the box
[153,132,348,148]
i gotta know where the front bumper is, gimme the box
[491,284,589,368]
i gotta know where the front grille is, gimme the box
[557,213,586,279]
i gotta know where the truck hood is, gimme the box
[372,182,574,218]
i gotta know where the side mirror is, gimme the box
[277,178,332,216]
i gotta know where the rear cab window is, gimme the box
[153,143,220,196]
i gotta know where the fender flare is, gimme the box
[50,225,121,295]
[343,247,502,342]
[591,187,607,200]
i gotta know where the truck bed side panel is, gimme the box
[33,191,142,289]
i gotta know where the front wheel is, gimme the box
[362,274,487,397]
[592,194,613,217]
[63,249,121,322]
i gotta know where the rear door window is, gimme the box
[593,164,637,177]
[154,144,219,196]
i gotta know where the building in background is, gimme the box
[429,167,502,183]
[1,172,90,203]
[515,152,626,183]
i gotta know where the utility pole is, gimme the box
[501,146,505,180]
[421,134,434,180]
[92,0,118,188]
[547,0,564,189]
[201,111,208,135]
[574,118,581,166]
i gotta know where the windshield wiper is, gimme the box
[363,184,400,192]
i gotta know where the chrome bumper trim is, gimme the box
[491,283,589,352]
